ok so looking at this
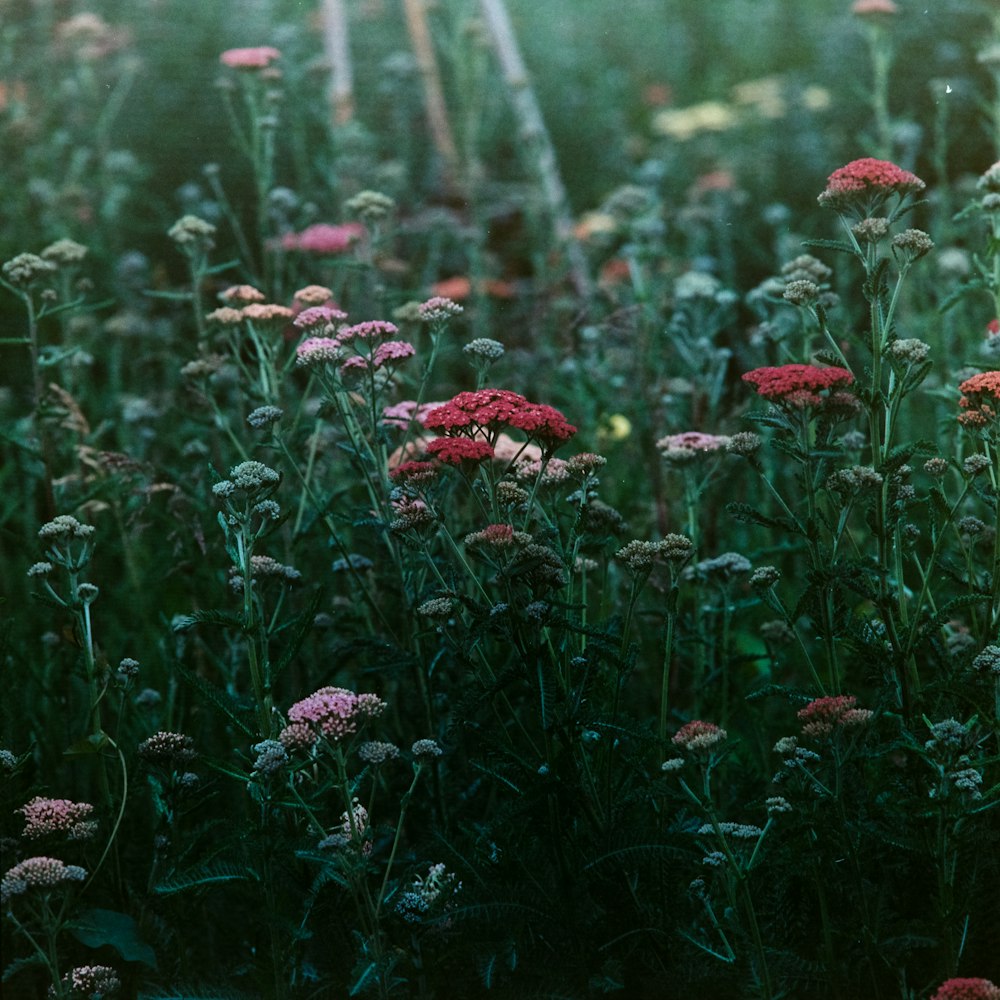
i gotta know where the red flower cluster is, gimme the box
[742,364,855,409]
[422,389,577,449]
[930,979,1000,1000]
[957,371,1000,427]
[818,157,925,212]
[797,695,873,738]
[425,437,495,466]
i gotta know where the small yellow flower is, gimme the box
[598,413,632,446]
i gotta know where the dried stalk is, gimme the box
[402,0,461,187]
[321,0,354,125]
[478,0,593,302]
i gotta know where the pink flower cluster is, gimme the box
[851,0,898,16]
[742,364,855,409]
[1,856,87,902]
[293,305,348,330]
[219,46,281,70]
[422,389,577,449]
[465,523,517,547]
[931,980,1000,1000]
[657,431,731,457]
[426,436,495,466]
[279,686,386,750]
[296,319,415,374]
[957,371,1000,427]
[281,223,364,254]
[818,157,925,212]
[672,720,727,752]
[19,796,96,840]
[797,695,873,738]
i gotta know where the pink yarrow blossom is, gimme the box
[931,980,1000,1000]
[338,320,399,343]
[382,399,446,430]
[797,695,873,738]
[293,305,348,330]
[373,340,416,366]
[851,0,898,15]
[818,157,925,214]
[296,337,343,366]
[672,720,727,751]
[279,686,386,750]
[657,431,731,457]
[219,47,281,70]
[282,223,364,254]
[19,797,97,840]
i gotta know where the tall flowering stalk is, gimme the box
[816,157,930,707]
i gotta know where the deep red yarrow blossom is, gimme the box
[931,979,1000,1000]
[425,436,495,466]
[818,157,925,213]
[742,364,855,408]
[422,389,577,448]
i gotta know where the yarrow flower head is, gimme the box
[247,405,283,429]
[419,296,464,324]
[19,797,97,840]
[411,739,443,761]
[672,720,727,752]
[656,431,731,461]
[851,0,899,17]
[49,964,121,1000]
[742,364,855,409]
[292,305,347,330]
[281,222,364,254]
[1,857,87,903]
[2,252,57,286]
[797,695,873,738]
[138,731,197,766]
[41,239,88,266]
[818,158,925,216]
[972,645,1000,676]
[426,436,494,466]
[168,215,216,250]
[423,389,577,451]
[219,46,281,70]
[957,371,1000,427]
[295,336,343,367]
[220,284,265,305]
[279,687,386,750]
[38,514,95,542]
[358,741,401,765]
[930,979,1000,1000]
[53,964,121,999]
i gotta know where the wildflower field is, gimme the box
[3,0,1000,997]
